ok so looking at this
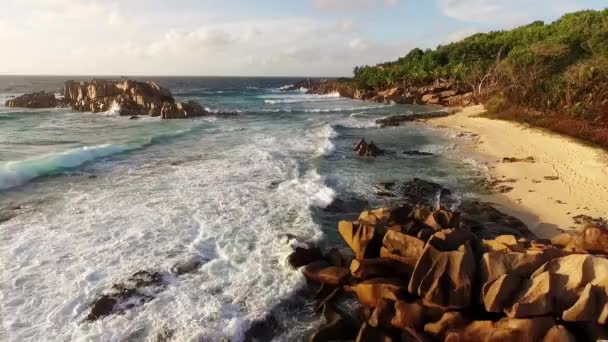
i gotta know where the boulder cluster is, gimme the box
[63,79,207,118]
[289,79,474,107]
[292,200,608,341]
[5,79,239,119]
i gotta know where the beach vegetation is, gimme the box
[351,9,608,119]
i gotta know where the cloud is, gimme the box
[311,0,398,12]
[437,0,599,27]
[0,0,410,76]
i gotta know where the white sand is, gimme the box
[428,105,608,238]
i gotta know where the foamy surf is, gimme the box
[0,77,484,342]
[0,124,205,191]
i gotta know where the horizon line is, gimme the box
[0,74,349,79]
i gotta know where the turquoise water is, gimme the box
[0,77,485,341]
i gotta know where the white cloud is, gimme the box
[437,0,598,27]
[0,0,410,76]
[311,0,399,12]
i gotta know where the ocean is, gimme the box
[0,76,486,341]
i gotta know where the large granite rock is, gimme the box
[408,239,476,309]
[5,91,63,108]
[62,79,212,119]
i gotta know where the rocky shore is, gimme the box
[289,177,608,341]
[288,79,475,107]
[5,79,238,119]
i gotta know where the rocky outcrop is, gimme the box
[353,138,384,157]
[376,109,459,127]
[301,180,608,341]
[288,78,475,108]
[5,91,64,108]
[63,79,210,119]
[5,79,236,120]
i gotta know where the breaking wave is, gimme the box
[0,125,205,191]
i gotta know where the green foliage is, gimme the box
[352,9,608,116]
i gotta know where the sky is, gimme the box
[0,0,605,76]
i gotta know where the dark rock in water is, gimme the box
[171,255,209,276]
[353,138,384,157]
[129,115,139,120]
[458,200,534,239]
[376,111,452,127]
[244,314,280,342]
[288,246,323,268]
[88,295,117,321]
[403,150,434,157]
[269,180,283,189]
[88,175,97,179]
[324,197,369,215]
[87,270,167,321]
[382,178,452,206]
[5,91,64,108]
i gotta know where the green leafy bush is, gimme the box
[351,9,608,118]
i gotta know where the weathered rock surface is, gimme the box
[289,78,475,108]
[507,254,608,323]
[344,278,407,307]
[5,91,63,108]
[64,79,175,116]
[408,240,476,309]
[306,180,608,341]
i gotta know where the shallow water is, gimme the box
[0,76,486,341]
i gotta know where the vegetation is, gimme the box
[351,9,608,143]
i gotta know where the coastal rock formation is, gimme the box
[376,110,457,127]
[5,91,64,108]
[6,79,237,120]
[300,180,608,341]
[63,79,210,119]
[288,78,475,108]
[353,138,384,157]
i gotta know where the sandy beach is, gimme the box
[428,105,608,238]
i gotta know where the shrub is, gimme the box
[485,95,509,115]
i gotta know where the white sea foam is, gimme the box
[102,100,121,116]
[0,108,336,341]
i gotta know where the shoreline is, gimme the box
[425,105,608,238]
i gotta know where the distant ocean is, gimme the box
[0,76,486,341]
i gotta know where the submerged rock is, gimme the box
[87,270,166,321]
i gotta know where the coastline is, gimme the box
[426,105,608,238]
